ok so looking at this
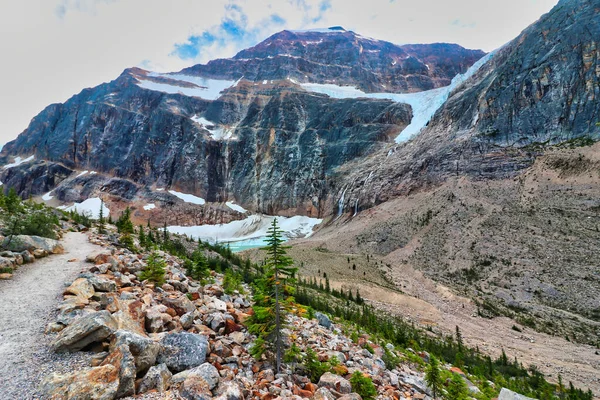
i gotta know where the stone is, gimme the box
[45,322,65,334]
[51,310,117,352]
[157,332,209,372]
[172,363,220,390]
[64,278,95,299]
[110,330,160,373]
[145,306,167,333]
[1,235,64,254]
[100,343,136,398]
[163,294,196,316]
[0,273,12,280]
[337,395,362,400]
[180,376,212,400]
[33,248,48,258]
[40,364,119,400]
[318,372,351,394]
[112,299,146,335]
[20,250,35,263]
[315,312,332,329]
[312,387,336,400]
[138,363,172,394]
[87,274,118,292]
[224,319,242,334]
[209,312,226,332]
[181,312,195,329]
[213,382,243,400]
[498,388,537,400]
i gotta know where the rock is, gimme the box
[163,294,196,316]
[498,388,537,400]
[0,273,12,280]
[207,296,227,312]
[33,248,48,258]
[214,382,243,400]
[180,375,212,400]
[86,275,118,292]
[209,312,226,332]
[0,256,15,268]
[45,322,65,334]
[1,235,64,254]
[20,250,35,263]
[41,364,119,400]
[315,312,332,329]
[100,343,136,398]
[64,278,95,299]
[318,372,351,394]
[181,312,195,329]
[112,299,146,335]
[312,387,336,400]
[172,363,220,390]
[338,395,362,400]
[157,332,209,372]
[145,306,168,333]
[138,363,172,394]
[224,319,242,334]
[111,330,160,373]
[51,310,117,352]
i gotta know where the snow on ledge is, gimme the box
[143,203,156,211]
[225,201,247,213]
[2,155,35,170]
[42,191,54,201]
[168,190,206,205]
[136,73,236,100]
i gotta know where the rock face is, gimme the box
[0,29,483,216]
[183,27,485,93]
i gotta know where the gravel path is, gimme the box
[0,232,101,399]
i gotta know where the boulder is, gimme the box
[181,312,195,329]
[157,332,209,372]
[40,364,119,400]
[172,363,219,390]
[318,372,351,394]
[315,312,332,329]
[498,388,537,400]
[100,343,136,398]
[213,382,243,400]
[138,363,172,394]
[51,310,117,352]
[86,274,118,292]
[0,273,12,280]
[0,256,14,268]
[33,248,48,258]
[180,375,213,400]
[64,278,95,299]
[112,300,146,335]
[163,294,196,316]
[338,395,362,400]
[110,330,160,373]
[20,250,35,263]
[1,235,64,254]
[312,387,336,400]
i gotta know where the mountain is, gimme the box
[0,28,484,220]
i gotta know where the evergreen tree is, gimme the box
[350,371,378,400]
[116,207,134,234]
[446,373,469,400]
[97,200,106,234]
[425,355,444,398]
[138,225,146,248]
[139,251,166,286]
[246,218,297,372]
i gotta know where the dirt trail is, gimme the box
[0,232,101,399]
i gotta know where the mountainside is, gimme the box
[0,29,483,219]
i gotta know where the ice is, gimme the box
[167,214,322,245]
[156,188,165,191]
[296,51,495,143]
[62,198,110,220]
[42,191,54,201]
[289,27,345,34]
[143,203,156,210]
[2,155,35,170]
[136,73,236,100]
[226,201,247,213]
[168,190,206,205]
[191,115,234,140]
[76,170,89,177]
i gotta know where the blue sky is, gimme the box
[0,0,558,144]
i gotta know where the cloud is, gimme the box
[0,0,558,146]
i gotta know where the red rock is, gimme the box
[224,319,242,334]
[293,385,313,398]
[304,382,318,393]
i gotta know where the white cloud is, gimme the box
[0,0,558,146]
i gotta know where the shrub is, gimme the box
[446,373,469,400]
[304,347,331,383]
[382,346,401,370]
[223,269,244,294]
[350,371,378,400]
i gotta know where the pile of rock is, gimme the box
[39,231,474,400]
[0,234,64,280]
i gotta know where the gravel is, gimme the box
[0,232,101,399]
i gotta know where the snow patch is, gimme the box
[168,190,206,205]
[167,215,322,245]
[76,170,89,178]
[42,191,54,201]
[136,73,236,100]
[296,51,495,143]
[226,201,247,214]
[191,115,234,140]
[62,198,110,220]
[2,155,34,170]
[143,203,156,211]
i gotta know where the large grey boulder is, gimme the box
[157,332,209,372]
[40,364,119,400]
[51,310,117,352]
[100,343,136,398]
[315,312,332,329]
[172,363,219,390]
[110,330,160,373]
[1,235,64,254]
[318,372,351,394]
[139,363,172,394]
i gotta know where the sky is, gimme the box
[0,0,558,146]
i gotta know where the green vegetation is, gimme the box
[0,187,60,247]
[349,371,378,400]
[425,355,444,398]
[139,251,166,286]
[447,373,469,400]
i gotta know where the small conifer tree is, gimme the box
[139,251,166,286]
[425,355,443,398]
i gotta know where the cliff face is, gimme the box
[182,28,486,93]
